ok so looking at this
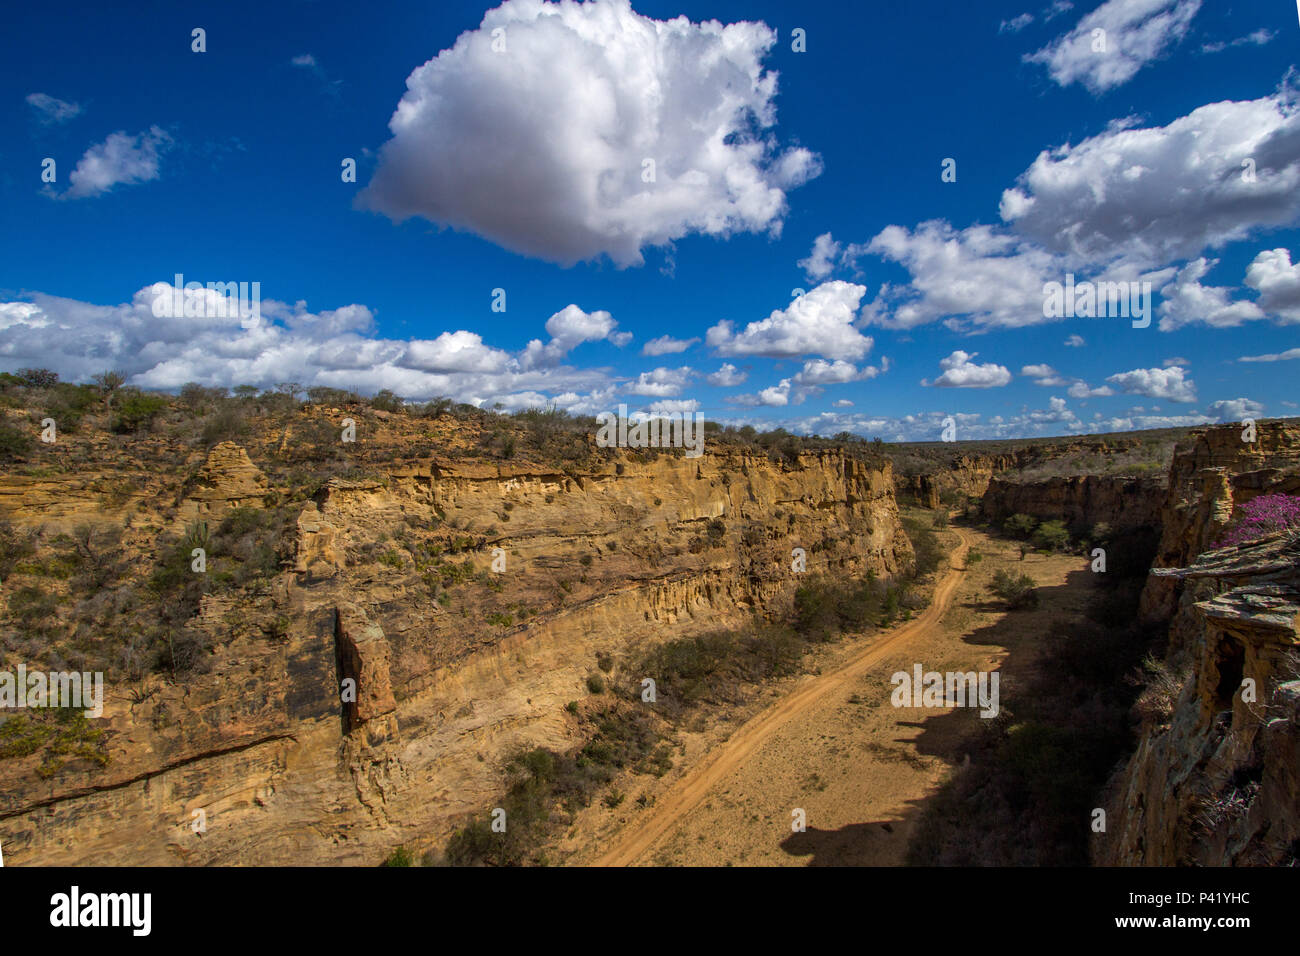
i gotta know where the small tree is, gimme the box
[990,569,1039,609]
[1004,513,1038,539]
[111,390,169,433]
[1032,520,1070,552]
[16,368,58,388]
[92,371,127,405]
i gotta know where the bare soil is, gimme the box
[568,522,1093,866]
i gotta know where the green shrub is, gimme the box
[370,390,405,413]
[1032,520,1070,552]
[0,421,33,461]
[585,674,606,694]
[382,846,415,867]
[990,569,1039,609]
[111,390,170,433]
[1004,514,1039,538]
[903,515,943,578]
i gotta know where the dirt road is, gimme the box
[593,527,973,867]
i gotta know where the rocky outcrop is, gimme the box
[295,502,344,579]
[177,441,269,522]
[896,455,1017,508]
[1140,422,1300,623]
[981,474,1165,532]
[1096,532,1300,866]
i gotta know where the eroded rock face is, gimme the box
[897,455,1017,508]
[0,445,911,865]
[294,502,343,579]
[1096,532,1300,866]
[981,475,1164,533]
[1140,422,1300,623]
[178,441,269,522]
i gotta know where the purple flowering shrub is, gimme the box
[1215,494,1300,547]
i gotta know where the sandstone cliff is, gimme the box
[981,474,1165,533]
[0,431,910,865]
[1097,421,1300,866]
[1095,532,1300,865]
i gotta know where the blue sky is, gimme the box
[2,0,1298,440]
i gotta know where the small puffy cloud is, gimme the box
[793,359,872,386]
[357,0,820,267]
[520,304,629,368]
[57,126,171,199]
[707,281,872,359]
[832,398,854,407]
[626,366,692,397]
[798,232,842,282]
[729,377,803,407]
[641,335,699,356]
[924,350,1012,389]
[1106,365,1197,402]
[646,399,700,415]
[1157,258,1264,330]
[1064,333,1086,347]
[291,54,317,67]
[402,330,511,373]
[1206,397,1264,421]
[546,304,621,349]
[26,93,81,124]
[1244,248,1300,322]
[1021,363,1068,386]
[706,363,747,387]
[1162,356,1189,367]
[1024,0,1202,94]
[1067,380,1114,398]
[1017,361,1113,397]
[1239,347,1300,363]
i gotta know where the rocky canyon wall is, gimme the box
[0,441,910,865]
[1097,422,1300,866]
[980,474,1165,533]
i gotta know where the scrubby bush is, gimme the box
[16,368,58,388]
[369,389,405,414]
[989,569,1039,609]
[903,515,942,578]
[0,421,32,461]
[1003,514,1038,538]
[110,389,169,433]
[1032,520,1070,552]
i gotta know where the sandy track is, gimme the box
[592,528,972,867]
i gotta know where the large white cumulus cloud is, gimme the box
[1000,90,1300,269]
[357,0,819,266]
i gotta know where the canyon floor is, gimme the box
[569,522,1093,866]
